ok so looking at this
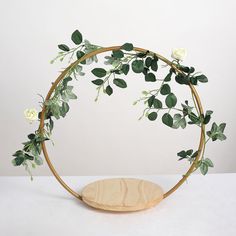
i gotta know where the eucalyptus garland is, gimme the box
[12,30,227,179]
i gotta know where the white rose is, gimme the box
[24,108,38,123]
[171,48,187,61]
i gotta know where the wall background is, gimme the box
[0,0,235,176]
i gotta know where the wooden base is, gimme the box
[81,178,163,212]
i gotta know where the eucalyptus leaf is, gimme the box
[122,64,130,75]
[92,79,104,86]
[121,43,133,51]
[148,112,157,121]
[165,93,177,108]
[148,95,155,107]
[58,44,70,52]
[92,68,107,78]
[132,60,144,73]
[153,99,162,109]
[200,162,208,175]
[113,79,127,88]
[112,50,124,58]
[160,84,171,95]
[71,30,83,45]
[162,113,173,127]
[145,72,156,82]
[196,74,208,83]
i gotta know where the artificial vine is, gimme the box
[12,30,227,179]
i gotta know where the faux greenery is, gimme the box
[12,30,227,179]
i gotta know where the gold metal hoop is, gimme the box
[39,46,205,201]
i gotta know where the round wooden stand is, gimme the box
[39,46,205,212]
[81,178,163,212]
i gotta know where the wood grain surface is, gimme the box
[81,178,163,212]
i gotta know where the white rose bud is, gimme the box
[171,48,187,61]
[24,108,38,123]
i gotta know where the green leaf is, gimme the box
[35,155,43,165]
[113,79,127,88]
[200,162,208,175]
[66,87,77,99]
[190,76,198,85]
[148,112,157,121]
[145,72,156,82]
[49,118,54,132]
[12,156,24,166]
[92,68,107,78]
[177,150,187,158]
[160,84,171,95]
[76,51,86,64]
[60,102,69,117]
[25,153,34,161]
[196,74,208,83]
[92,79,104,85]
[203,110,213,124]
[165,93,177,108]
[173,114,186,129]
[216,133,227,141]
[105,85,113,96]
[204,158,214,167]
[63,76,72,87]
[112,50,124,58]
[131,60,144,73]
[58,44,70,52]
[162,113,173,127]
[186,149,193,156]
[122,64,130,75]
[28,134,36,140]
[191,151,198,158]
[153,99,162,109]
[151,59,158,71]
[164,72,172,82]
[175,74,189,85]
[121,43,133,51]
[148,95,155,107]
[219,123,226,133]
[71,30,83,45]
[145,57,152,67]
[12,150,24,157]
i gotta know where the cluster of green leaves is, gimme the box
[174,65,208,86]
[91,45,166,101]
[12,133,49,179]
[207,122,226,141]
[43,76,77,134]
[51,30,100,73]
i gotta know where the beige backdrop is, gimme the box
[0,0,235,176]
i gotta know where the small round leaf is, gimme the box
[160,84,171,95]
[71,30,83,45]
[165,93,177,108]
[112,50,124,58]
[121,43,133,51]
[131,60,144,73]
[162,113,173,127]
[106,85,113,96]
[145,72,156,82]
[148,112,158,121]
[153,99,162,109]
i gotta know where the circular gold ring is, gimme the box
[39,46,205,201]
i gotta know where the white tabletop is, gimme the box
[0,174,236,236]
